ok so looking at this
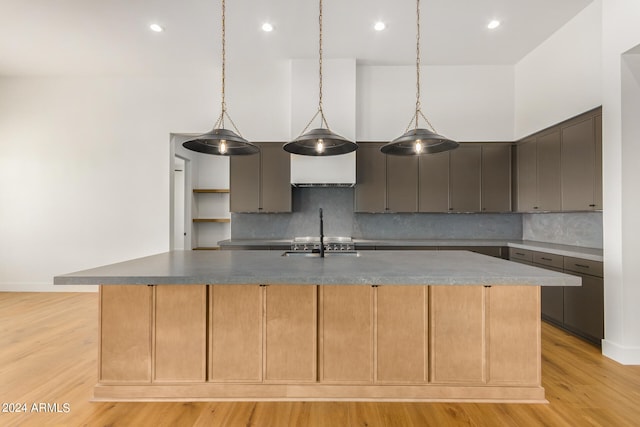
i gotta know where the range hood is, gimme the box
[290,59,356,187]
[290,152,356,187]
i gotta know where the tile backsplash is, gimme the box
[522,212,603,249]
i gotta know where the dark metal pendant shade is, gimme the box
[284,128,358,156]
[182,128,259,156]
[380,128,459,155]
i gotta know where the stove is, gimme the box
[291,236,354,252]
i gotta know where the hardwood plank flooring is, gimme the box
[1,292,640,426]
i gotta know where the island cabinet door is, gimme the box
[487,286,540,385]
[429,286,486,384]
[319,285,373,383]
[209,285,263,382]
[99,285,152,383]
[264,285,317,382]
[153,285,207,382]
[375,286,428,383]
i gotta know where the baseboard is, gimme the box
[0,282,98,292]
[602,339,640,365]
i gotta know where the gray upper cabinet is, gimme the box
[561,111,602,211]
[515,129,562,212]
[481,144,512,212]
[516,107,602,213]
[355,142,510,214]
[355,143,386,213]
[516,138,537,212]
[386,155,419,212]
[536,129,562,211]
[418,151,450,212]
[230,142,291,213]
[230,151,261,212]
[449,145,481,212]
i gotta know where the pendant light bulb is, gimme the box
[219,140,227,154]
[415,140,423,154]
[316,139,325,153]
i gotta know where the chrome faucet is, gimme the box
[319,208,325,258]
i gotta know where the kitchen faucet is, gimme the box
[319,208,324,258]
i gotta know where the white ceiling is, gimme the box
[0,0,593,76]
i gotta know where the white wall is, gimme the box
[514,1,602,138]
[0,62,290,292]
[357,65,515,141]
[601,0,640,364]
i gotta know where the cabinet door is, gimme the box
[100,285,152,383]
[449,144,481,212]
[209,285,263,382]
[594,114,602,210]
[387,155,418,212]
[154,285,207,382]
[516,139,537,211]
[536,130,562,211]
[265,285,317,382]
[260,143,291,212]
[230,153,260,212]
[376,286,428,383]
[320,285,373,383]
[430,286,486,383]
[539,267,564,326]
[561,118,596,211]
[563,274,604,343]
[418,151,449,212]
[481,144,512,212]
[355,143,386,212]
[488,286,540,385]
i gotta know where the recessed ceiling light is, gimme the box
[149,23,164,33]
[374,21,386,31]
[487,20,501,30]
[261,22,274,32]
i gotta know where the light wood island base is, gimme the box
[97,284,543,402]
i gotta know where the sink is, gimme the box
[281,251,360,258]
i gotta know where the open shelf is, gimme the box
[193,189,230,193]
[193,218,231,223]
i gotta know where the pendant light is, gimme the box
[283,0,358,156]
[182,0,259,156]
[381,0,458,156]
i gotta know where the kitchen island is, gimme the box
[55,250,580,402]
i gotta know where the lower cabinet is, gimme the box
[98,284,542,400]
[508,247,604,345]
[99,285,152,383]
[563,273,604,343]
[99,285,207,383]
[209,285,263,382]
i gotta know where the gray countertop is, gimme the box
[54,250,580,287]
[218,239,603,262]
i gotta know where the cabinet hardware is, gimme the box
[589,204,596,207]
[575,264,590,269]
[541,257,552,261]
[515,252,525,256]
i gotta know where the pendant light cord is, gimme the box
[297,0,331,136]
[213,0,244,137]
[405,0,437,134]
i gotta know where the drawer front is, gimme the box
[532,251,564,269]
[509,247,534,263]
[564,257,603,277]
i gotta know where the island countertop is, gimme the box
[54,250,580,287]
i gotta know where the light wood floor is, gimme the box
[1,292,640,427]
